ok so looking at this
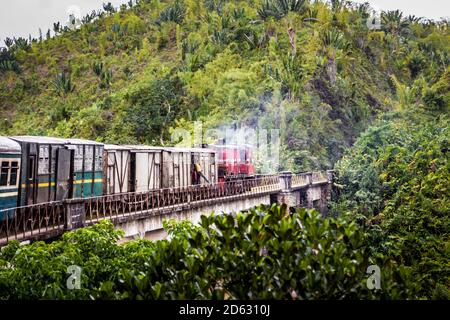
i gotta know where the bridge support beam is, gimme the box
[276,171,334,216]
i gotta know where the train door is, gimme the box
[107,162,115,194]
[103,150,113,194]
[26,155,36,205]
[147,151,161,190]
[129,153,136,192]
[55,148,72,201]
[153,152,162,189]
[135,152,150,192]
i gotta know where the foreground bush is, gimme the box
[0,205,416,300]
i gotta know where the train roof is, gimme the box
[0,137,21,153]
[104,144,131,151]
[163,146,216,153]
[104,144,216,154]
[10,136,104,146]
[65,138,104,146]
[10,136,68,144]
[123,145,166,152]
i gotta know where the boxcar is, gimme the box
[65,139,104,198]
[161,148,192,188]
[103,144,132,195]
[11,136,70,206]
[10,136,104,206]
[126,145,164,193]
[104,145,218,194]
[189,147,217,185]
[0,138,21,219]
[104,145,164,194]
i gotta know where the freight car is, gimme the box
[103,145,217,193]
[0,136,219,213]
[9,136,104,206]
[104,145,163,194]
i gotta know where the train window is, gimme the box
[27,157,35,179]
[85,146,94,170]
[74,146,83,172]
[38,146,50,174]
[10,162,19,186]
[50,148,57,173]
[0,162,9,186]
[94,147,103,171]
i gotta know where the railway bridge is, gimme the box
[0,171,334,245]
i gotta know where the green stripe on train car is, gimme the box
[74,172,103,198]
[0,154,21,158]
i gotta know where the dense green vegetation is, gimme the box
[333,111,449,299]
[0,205,417,300]
[1,0,448,171]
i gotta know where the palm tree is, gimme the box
[53,22,61,35]
[407,15,422,24]
[258,0,308,20]
[330,0,347,13]
[103,2,116,15]
[381,10,410,37]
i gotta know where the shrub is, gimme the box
[158,0,186,24]
[52,72,75,97]
[0,205,417,300]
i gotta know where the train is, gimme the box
[210,144,255,181]
[0,136,256,218]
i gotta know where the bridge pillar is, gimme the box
[279,171,292,191]
[64,199,86,231]
[276,171,297,212]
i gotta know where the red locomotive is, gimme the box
[210,144,255,182]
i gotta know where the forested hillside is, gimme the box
[1,0,448,171]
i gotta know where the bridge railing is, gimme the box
[0,202,65,245]
[312,171,328,183]
[0,172,332,245]
[0,175,280,245]
[291,171,330,188]
[292,173,310,187]
[83,175,280,224]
